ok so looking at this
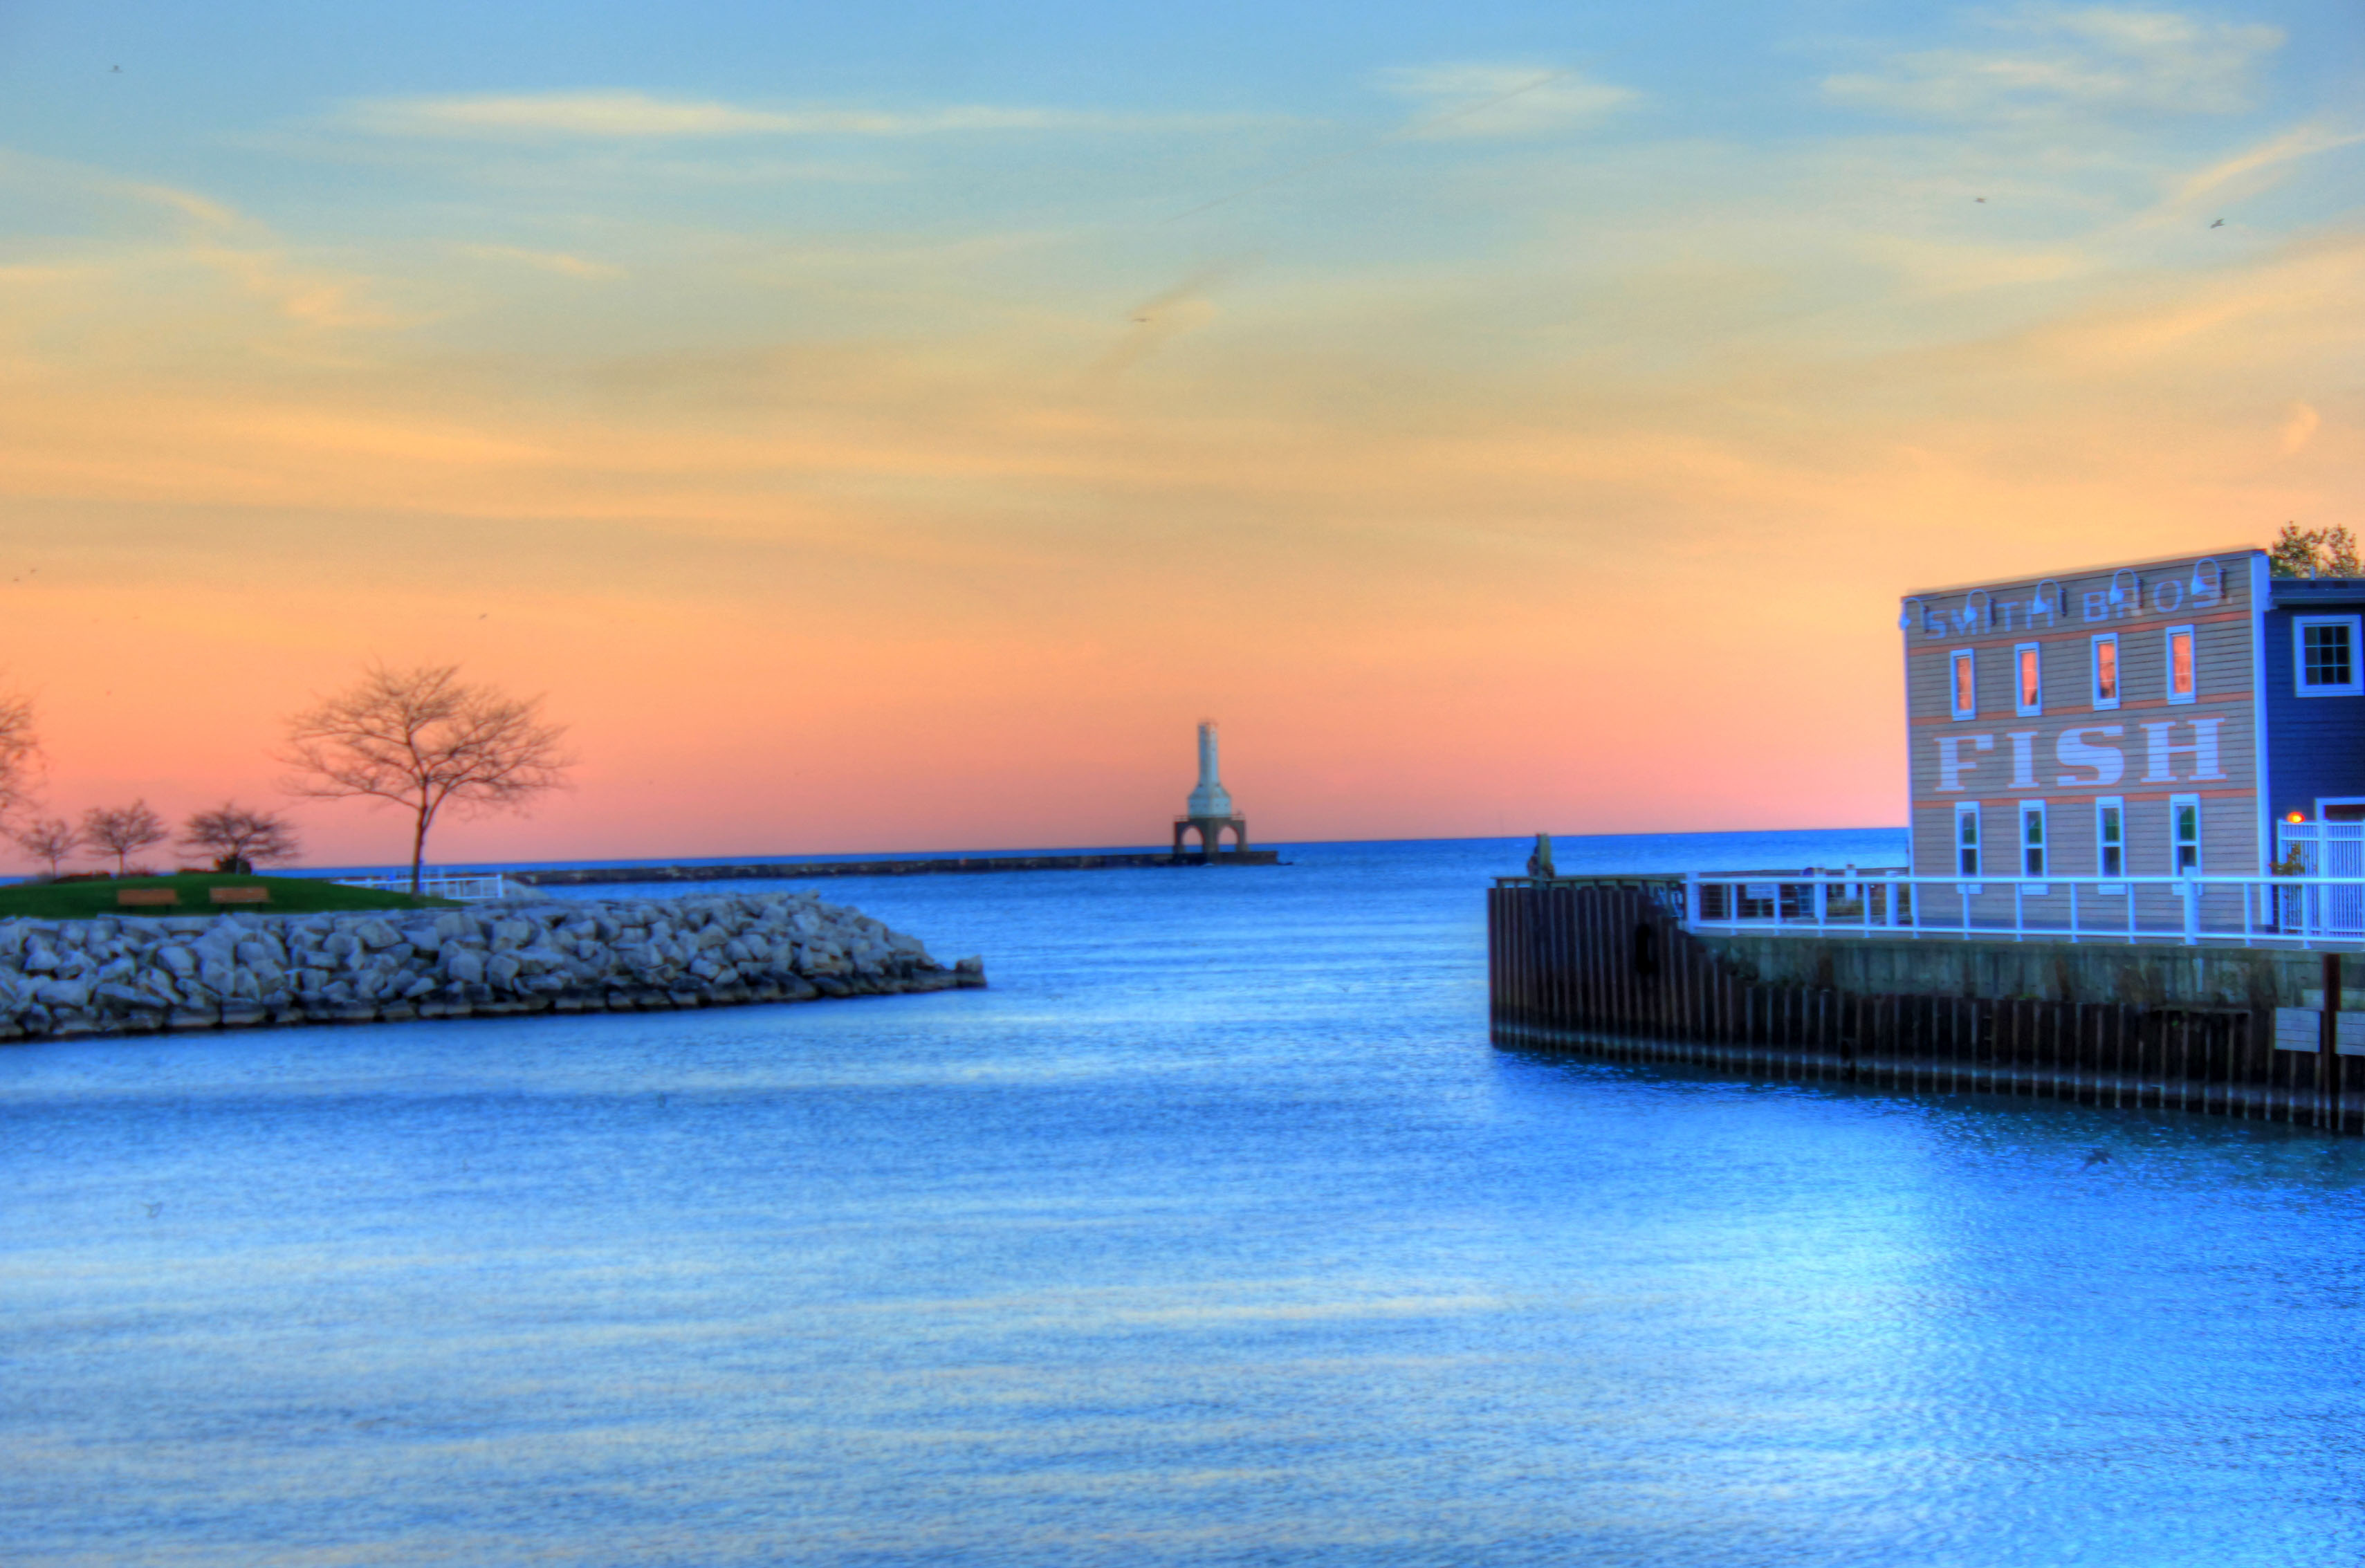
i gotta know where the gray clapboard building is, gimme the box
[1902,548,2365,896]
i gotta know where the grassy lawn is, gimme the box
[0,874,466,920]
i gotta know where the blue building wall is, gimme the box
[2263,593,2365,821]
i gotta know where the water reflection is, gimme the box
[5,833,2364,1566]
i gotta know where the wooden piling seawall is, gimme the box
[1487,880,2364,1134]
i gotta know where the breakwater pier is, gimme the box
[512,849,1279,887]
[1490,871,2365,1134]
[0,889,982,1043]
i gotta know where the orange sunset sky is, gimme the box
[0,1,2358,868]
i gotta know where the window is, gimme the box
[2020,800,2046,876]
[2294,616,2364,697]
[2164,625,2196,703]
[2171,795,2201,874]
[1950,649,1977,719]
[2014,642,2043,716]
[1956,802,1981,876]
[2095,797,2124,878]
[2090,633,2119,710]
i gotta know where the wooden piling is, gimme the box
[1488,878,2350,1136]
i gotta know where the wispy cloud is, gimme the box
[2280,401,2320,456]
[1823,6,2285,120]
[2173,120,2365,205]
[112,178,394,329]
[457,243,627,280]
[1374,65,1637,138]
[349,89,1223,140]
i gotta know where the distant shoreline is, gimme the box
[513,850,1283,886]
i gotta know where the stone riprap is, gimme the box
[0,890,984,1042]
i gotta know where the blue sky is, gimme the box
[0,2,2357,859]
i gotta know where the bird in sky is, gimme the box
[2210,218,2225,228]
[1974,196,1986,203]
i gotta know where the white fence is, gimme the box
[1680,869,2365,948]
[329,873,510,902]
[2276,822,2365,934]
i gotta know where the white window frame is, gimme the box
[2294,614,2364,698]
[2018,800,2047,879]
[1949,649,1978,720]
[1955,801,1982,878]
[2095,796,2125,887]
[2164,624,2196,704]
[2013,642,2043,717]
[2170,793,2202,875]
[2090,632,2120,710]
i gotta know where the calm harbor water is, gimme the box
[6,830,2365,1567]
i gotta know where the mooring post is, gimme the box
[2323,952,2342,1130]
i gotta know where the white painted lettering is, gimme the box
[2054,726,2125,786]
[2154,579,2182,613]
[1937,733,1994,791]
[2142,718,2227,783]
[2026,593,2055,627]
[2005,730,2039,789]
[2084,591,2107,622]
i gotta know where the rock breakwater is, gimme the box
[0,889,983,1042]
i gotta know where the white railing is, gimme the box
[2276,822,2365,933]
[329,873,510,901]
[1681,870,2365,948]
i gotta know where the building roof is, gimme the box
[1904,546,2262,600]
[2266,577,2365,607]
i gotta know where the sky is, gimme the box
[0,0,2357,867]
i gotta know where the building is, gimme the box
[1902,547,2365,901]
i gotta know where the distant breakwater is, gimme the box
[512,850,1280,887]
[0,890,982,1043]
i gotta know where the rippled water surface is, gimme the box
[7,831,2365,1567]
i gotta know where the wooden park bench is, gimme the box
[117,888,178,908]
[209,885,270,905]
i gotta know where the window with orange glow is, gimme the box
[2091,634,2119,710]
[2166,625,2195,703]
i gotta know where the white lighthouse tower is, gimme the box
[1174,721,1248,861]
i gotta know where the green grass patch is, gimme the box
[0,874,465,920]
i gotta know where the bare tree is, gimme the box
[282,663,572,894]
[0,688,38,828]
[181,802,302,874]
[82,800,168,876]
[13,818,79,878]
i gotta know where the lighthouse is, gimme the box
[1172,721,1249,861]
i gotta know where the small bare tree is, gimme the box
[282,663,572,894]
[82,800,168,876]
[181,802,301,874]
[0,688,39,828]
[13,818,79,878]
